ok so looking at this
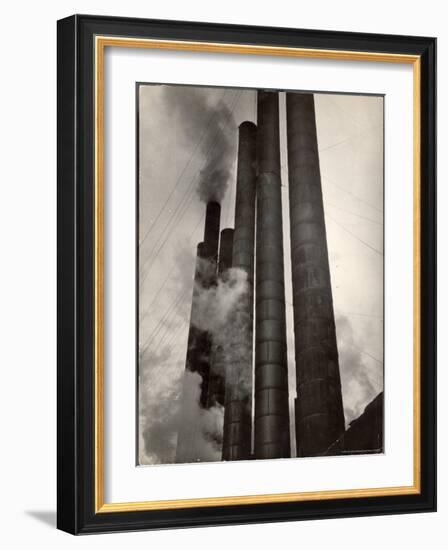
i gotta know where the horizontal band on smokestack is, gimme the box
[222,121,257,461]
[286,92,345,457]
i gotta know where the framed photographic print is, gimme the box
[57,14,436,534]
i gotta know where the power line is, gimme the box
[139,189,196,288]
[139,213,204,323]
[139,90,243,286]
[318,121,382,155]
[339,311,383,320]
[287,299,383,322]
[326,213,383,257]
[281,179,383,220]
[154,313,188,354]
[140,90,239,280]
[140,291,184,355]
[326,202,382,225]
[323,95,364,134]
[356,347,383,365]
[323,177,383,215]
[139,88,229,248]
[140,289,186,356]
[165,319,189,351]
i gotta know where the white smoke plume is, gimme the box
[176,370,224,461]
[191,264,248,334]
[139,248,241,464]
[161,86,238,203]
[139,346,183,465]
[139,348,224,465]
[191,263,253,399]
[139,238,253,464]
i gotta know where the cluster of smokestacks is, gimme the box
[176,91,345,463]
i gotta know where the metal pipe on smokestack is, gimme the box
[286,92,345,457]
[254,91,291,459]
[207,228,234,410]
[222,121,257,461]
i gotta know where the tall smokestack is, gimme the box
[202,201,221,267]
[176,201,222,463]
[286,92,345,456]
[254,91,291,459]
[207,228,234,409]
[218,228,234,276]
[176,241,210,463]
[222,121,257,461]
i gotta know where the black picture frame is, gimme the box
[57,14,436,534]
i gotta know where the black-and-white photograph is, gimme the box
[137,84,384,466]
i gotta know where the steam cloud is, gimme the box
[139,244,225,465]
[191,264,248,335]
[139,273,383,464]
[139,353,224,464]
[335,314,383,427]
[139,254,251,465]
[191,263,252,398]
[162,86,238,203]
[177,371,224,461]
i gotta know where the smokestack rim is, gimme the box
[239,120,257,132]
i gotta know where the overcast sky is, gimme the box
[138,84,384,465]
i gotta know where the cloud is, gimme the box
[191,264,253,398]
[139,348,224,465]
[335,314,383,426]
[139,263,253,465]
[139,346,183,465]
[176,371,224,462]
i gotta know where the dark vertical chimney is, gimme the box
[222,121,257,461]
[207,228,234,410]
[217,228,234,277]
[254,91,291,459]
[286,92,345,456]
[176,241,209,463]
[176,202,222,463]
[202,201,221,268]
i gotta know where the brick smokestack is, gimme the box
[286,92,345,456]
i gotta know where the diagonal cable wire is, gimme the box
[326,202,383,225]
[140,289,186,356]
[326,213,383,256]
[139,90,243,287]
[139,88,228,248]
[140,90,238,278]
[323,177,383,215]
[139,212,204,323]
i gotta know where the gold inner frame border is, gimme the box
[94,35,421,513]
